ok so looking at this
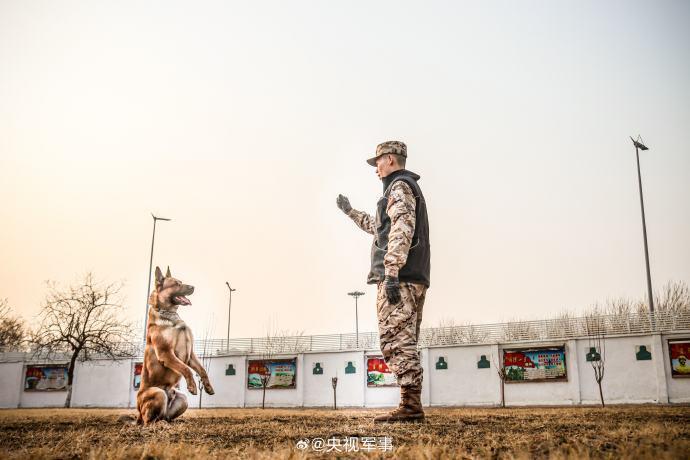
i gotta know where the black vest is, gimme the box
[367,169,431,287]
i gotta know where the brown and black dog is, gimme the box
[136,266,214,425]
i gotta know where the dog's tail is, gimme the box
[117,414,138,425]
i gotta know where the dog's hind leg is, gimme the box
[165,389,188,422]
[137,387,168,425]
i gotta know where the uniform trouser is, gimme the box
[376,281,427,390]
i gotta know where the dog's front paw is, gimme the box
[187,381,198,395]
[204,383,215,395]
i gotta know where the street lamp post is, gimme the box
[630,135,655,316]
[347,291,365,348]
[225,282,236,350]
[143,213,171,343]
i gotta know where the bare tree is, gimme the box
[544,310,580,340]
[585,309,606,407]
[258,322,280,409]
[501,319,540,342]
[457,322,490,344]
[197,316,214,409]
[599,297,649,332]
[263,328,309,354]
[30,273,135,407]
[344,332,378,350]
[258,347,274,410]
[254,322,305,408]
[426,317,460,346]
[655,280,690,315]
[0,299,26,352]
[491,350,507,408]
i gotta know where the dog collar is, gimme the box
[157,309,180,322]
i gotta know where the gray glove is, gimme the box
[336,194,352,215]
[384,275,402,305]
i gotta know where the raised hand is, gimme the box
[336,194,352,214]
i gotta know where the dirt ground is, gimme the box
[0,405,689,459]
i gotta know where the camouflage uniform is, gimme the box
[348,180,427,389]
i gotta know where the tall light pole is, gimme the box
[347,291,364,348]
[225,282,236,349]
[630,135,654,315]
[143,213,171,342]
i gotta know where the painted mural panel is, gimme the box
[503,346,567,383]
[24,365,68,391]
[668,339,690,378]
[133,362,143,389]
[367,356,396,387]
[247,358,297,389]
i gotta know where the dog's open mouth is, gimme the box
[173,296,192,306]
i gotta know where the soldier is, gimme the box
[337,140,430,422]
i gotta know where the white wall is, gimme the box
[128,361,139,408]
[577,335,658,404]
[428,344,499,406]
[72,359,132,408]
[2,332,690,408]
[196,355,247,408]
[303,351,364,407]
[0,362,23,408]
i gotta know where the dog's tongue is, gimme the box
[174,296,191,306]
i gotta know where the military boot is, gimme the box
[373,386,424,423]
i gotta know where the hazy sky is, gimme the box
[1,1,689,341]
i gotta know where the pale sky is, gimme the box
[1,1,689,341]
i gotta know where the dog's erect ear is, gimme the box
[155,266,164,289]
[165,266,171,278]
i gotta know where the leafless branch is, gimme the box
[29,272,135,407]
[0,299,27,352]
[585,307,606,407]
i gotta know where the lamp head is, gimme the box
[151,213,172,221]
[630,135,649,151]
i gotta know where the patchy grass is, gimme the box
[0,405,689,459]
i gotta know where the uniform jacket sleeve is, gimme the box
[384,181,416,278]
[347,209,376,235]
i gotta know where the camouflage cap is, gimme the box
[366,141,407,166]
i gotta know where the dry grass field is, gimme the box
[0,405,689,459]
